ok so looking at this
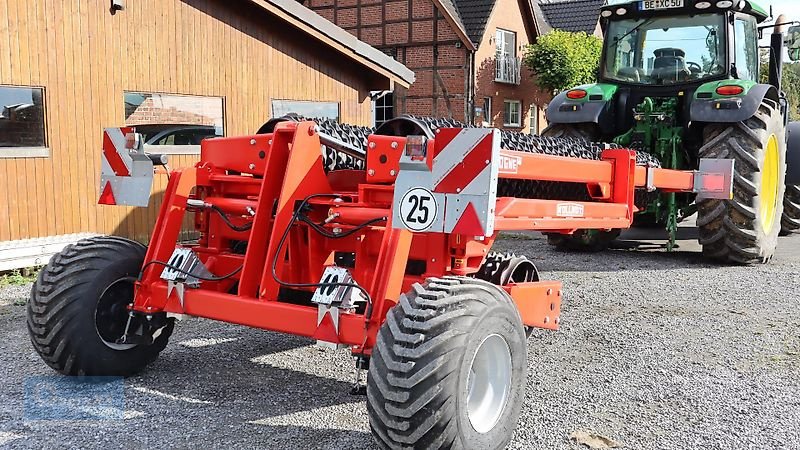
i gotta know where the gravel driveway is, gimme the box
[1,226,799,449]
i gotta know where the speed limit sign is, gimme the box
[399,187,438,231]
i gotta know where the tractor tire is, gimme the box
[27,236,174,376]
[367,277,526,450]
[780,184,800,235]
[542,124,622,252]
[697,99,787,264]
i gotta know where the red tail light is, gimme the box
[566,89,587,100]
[715,85,744,96]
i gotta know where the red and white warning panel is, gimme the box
[393,128,499,236]
[98,127,156,207]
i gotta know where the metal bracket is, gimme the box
[160,248,212,288]
[166,281,186,310]
[645,164,657,192]
[694,158,735,200]
[99,127,156,207]
[315,305,348,350]
[310,266,365,310]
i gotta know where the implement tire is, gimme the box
[697,99,787,264]
[780,184,800,235]
[27,236,174,376]
[367,277,526,450]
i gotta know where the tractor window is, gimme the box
[734,16,759,81]
[603,14,726,85]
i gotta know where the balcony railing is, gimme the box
[495,56,521,85]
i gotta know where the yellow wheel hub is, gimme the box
[760,134,780,233]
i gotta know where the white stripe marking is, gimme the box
[431,129,493,189]
[460,163,493,195]
[105,127,132,174]
[178,337,239,348]
[130,386,213,405]
[0,432,25,446]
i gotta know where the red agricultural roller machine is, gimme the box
[28,117,733,448]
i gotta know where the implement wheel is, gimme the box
[27,236,174,376]
[367,277,526,449]
[697,99,787,263]
[780,184,800,235]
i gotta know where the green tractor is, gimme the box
[544,0,800,263]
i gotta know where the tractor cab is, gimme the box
[599,0,767,89]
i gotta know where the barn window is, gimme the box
[124,92,225,155]
[271,100,340,121]
[371,91,394,128]
[0,85,48,158]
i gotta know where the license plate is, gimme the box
[641,0,683,10]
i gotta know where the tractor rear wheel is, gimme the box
[780,184,800,235]
[697,99,787,263]
[27,236,174,376]
[542,124,623,252]
[367,277,526,450]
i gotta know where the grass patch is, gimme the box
[0,268,40,288]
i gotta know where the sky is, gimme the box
[757,0,799,22]
[757,0,799,43]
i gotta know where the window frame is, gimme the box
[371,91,394,128]
[271,99,341,121]
[124,91,226,156]
[733,13,759,82]
[0,84,49,158]
[529,104,538,133]
[503,100,522,128]
[495,29,517,59]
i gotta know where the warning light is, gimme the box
[405,135,428,161]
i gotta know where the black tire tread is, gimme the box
[697,101,786,264]
[781,184,800,235]
[27,236,172,376]
[367,277,522,450]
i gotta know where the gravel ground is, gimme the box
[1,226,799,449]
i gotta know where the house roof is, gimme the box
[451,0,495,44]
[448,0,539,46]
[538,0,603,34]
[244,0,416,87]
[431,0,478,51]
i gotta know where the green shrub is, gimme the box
[523,30,603,93]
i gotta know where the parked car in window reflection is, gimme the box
[134,124,222,146]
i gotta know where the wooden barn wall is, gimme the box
[0,0,374,242]
[306,0,472,121]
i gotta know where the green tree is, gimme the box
[523,30,603,93]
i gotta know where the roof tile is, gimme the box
[539,0,603,34]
